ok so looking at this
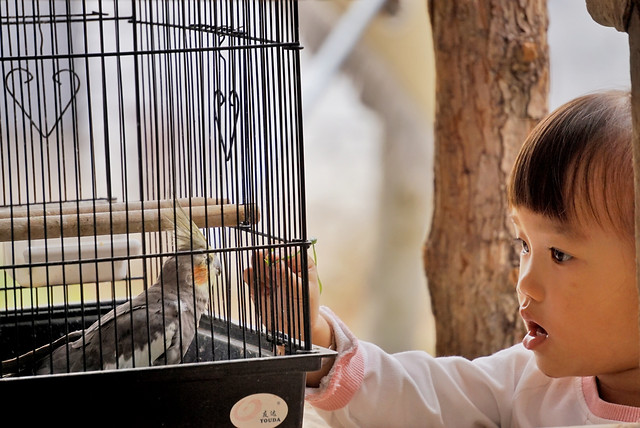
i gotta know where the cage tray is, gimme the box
[0,304,330,427]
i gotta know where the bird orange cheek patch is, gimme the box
[193,265,209,285]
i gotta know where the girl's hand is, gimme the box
[243,249,332,351]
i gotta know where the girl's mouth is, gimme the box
[522,320,548,350]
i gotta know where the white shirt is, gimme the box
[306,307,640,427]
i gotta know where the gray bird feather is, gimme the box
[37,200,222,374]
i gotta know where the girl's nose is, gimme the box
[516,258,545,304]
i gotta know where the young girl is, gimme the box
[245,90,640,427]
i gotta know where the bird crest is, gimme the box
[166,199,210,252]
[164,198,222,279]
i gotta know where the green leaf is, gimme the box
[310,238,322,294]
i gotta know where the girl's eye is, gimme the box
[515,238,529,255]
[551,248,573,263]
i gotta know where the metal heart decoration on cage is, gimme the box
[214,89,240,161]
[5,67,81,139]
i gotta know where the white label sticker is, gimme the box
[230,393,289,428]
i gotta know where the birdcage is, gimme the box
[0,1,328,426]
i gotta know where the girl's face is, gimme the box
[511,207,639,381]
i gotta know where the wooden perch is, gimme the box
[0,198,259,242]
[0,197,229,219]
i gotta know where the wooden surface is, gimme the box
[586,0,633,31]
[0,197,228,219]
[424,0,549,358]
[0,199,257,242]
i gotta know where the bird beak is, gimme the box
[210,254,222,276]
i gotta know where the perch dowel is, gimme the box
[0,201,258,242]
[0,197,229,219]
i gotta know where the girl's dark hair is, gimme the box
[508,90,633,238]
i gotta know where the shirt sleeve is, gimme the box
[305,306,536,428]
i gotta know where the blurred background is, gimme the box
[298,0,631,362]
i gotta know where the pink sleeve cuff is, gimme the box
[305,306,365,411]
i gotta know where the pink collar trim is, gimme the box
[581,376,640,422]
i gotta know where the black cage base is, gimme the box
[0,307,332,427]
[0,350,329,427]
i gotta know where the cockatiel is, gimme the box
[37,201,222,374]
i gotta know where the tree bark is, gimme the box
[424,0,549,358]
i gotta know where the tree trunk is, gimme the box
[424,0,549,358]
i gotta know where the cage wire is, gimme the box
[0,0,316,386]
